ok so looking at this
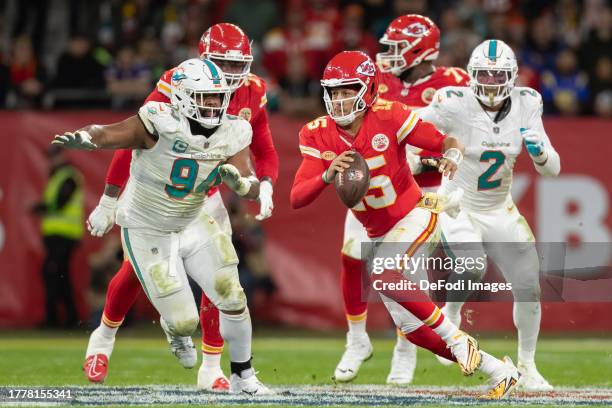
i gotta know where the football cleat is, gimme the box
[386,338,416,385]
[83,354,108,383]
[448,330,481,376]
[480,356,521,400]
[516,361,553,392]
[197,364,230,392]
[229,368,274,396]
[83,326,116,383]
[332,332,373,382]
[435,305,461,366]
[160,318,197,369]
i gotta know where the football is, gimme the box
[334,151,370,208]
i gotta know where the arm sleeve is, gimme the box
[396,107,446,153]
[526,92,560,176]
[250,108,279,183]
[290,156,328,209]
[290,128,328,209]
[105,149,133,188]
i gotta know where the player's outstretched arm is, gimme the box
[220,147,260,200]
[521,128,561,177]
[52,115,156,150]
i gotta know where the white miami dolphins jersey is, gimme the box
[419,86,553,211]
[116,101,252,231]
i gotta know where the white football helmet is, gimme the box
[171,58,231,128]
[467,39,518,107]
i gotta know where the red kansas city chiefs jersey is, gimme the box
[291,100,446,237]
[378,67,468,189]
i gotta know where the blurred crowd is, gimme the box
[0,0,610,116]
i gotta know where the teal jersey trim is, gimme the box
[122,228,151,300]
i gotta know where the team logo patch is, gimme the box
[372,134,389,152]
[402,22,429,37]
[379,83,389,94]
[147,106,157,115]
[356,60,376,77]
[322,151,337,161]
[238,107,252,121]
[421,87,436,104]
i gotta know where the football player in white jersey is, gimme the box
[52,58,272,395]
[418,39,560,391]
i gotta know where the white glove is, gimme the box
[256,180,274,221]
[52,130,98,150]
[521,128,547,163]
[219,164,253,196]
[87,194,118,237]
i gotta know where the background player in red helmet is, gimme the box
[335,14,469,385]
[290,51,521,400]
[83,23,278,391]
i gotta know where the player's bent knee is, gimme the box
[165,313,199,337]
[212,266,247,311]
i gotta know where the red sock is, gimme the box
[341,254,369,321]
[372,269,442,325]
[102,260,141,328]
[404,326,456,361]
[200,293,224,354]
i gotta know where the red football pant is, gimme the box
[102,260,224,354]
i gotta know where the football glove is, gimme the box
[87,194,118,237]
[52,131,98,150]
[256,180,274,221]
[521,128,546,162]
[219,164,255,196]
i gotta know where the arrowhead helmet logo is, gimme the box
[402,22,429,37]
[356,60,376,77]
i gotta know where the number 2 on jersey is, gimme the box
[478,150,506,190]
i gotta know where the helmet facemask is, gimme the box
[321,80,367,126]
[174,86,231,128]
[205,52,253,92]
[468,67,517,107]
[376,36,438,76]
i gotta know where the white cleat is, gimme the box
[480,356,521,400]
[386,338,416,385]
[160,318,197,369]
[435,305,461,366]
[197,364,230,392]
[516,361,553,392]
[333,332,373,382]
[448,330,481,376]
[229,368,274,396]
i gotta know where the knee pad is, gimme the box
[164,313,199,337]
[214,266,247,312]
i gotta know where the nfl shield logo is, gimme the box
[493,126,500,134]
[203,141,210,149]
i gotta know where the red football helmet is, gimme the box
[321,51,379,125]
[376,14,440,75]
[199,23,253,91]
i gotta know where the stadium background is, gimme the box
[0,0,610,336]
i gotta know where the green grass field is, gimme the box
[1,329,611,407]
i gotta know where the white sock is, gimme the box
[443,302,464,320]
[202,352,221,369]
[432,315,459,344]
[395,329,414,351]
[479,351,503,378]
[219,309,252,363]
[97,323,119,340]
[513,302,541,364]
[347,317,367,337]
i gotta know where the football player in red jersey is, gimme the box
[336,15,470,384]
[83,23,278,391]
[291,51,520,399]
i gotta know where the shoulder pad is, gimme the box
[138,101,180,136]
